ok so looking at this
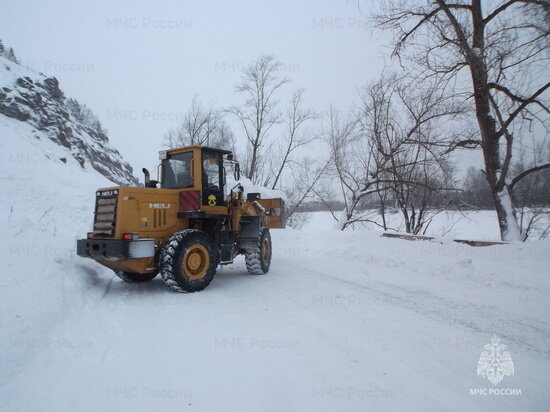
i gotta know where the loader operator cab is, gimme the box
[158,146,236,207]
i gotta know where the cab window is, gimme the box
[162,151,193,189]
[202,154,220,191]
[202,151,224,206]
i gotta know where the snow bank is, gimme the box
[0,115,112,388]
[301,210,549,241]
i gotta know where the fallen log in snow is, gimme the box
[382,232,507,247]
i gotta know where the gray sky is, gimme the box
[2,0,396,175]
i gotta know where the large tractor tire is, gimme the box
[245,228,272,275]
[114,271,157,283]
[160,229,219,292]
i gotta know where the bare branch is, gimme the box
[509,163,550,189]
[484,0,549,24]
[499,82,550,136]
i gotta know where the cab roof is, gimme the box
[163,145,233,156]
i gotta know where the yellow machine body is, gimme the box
[77,146,286,276]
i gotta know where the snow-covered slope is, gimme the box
[1,107,549,411]
[0,45,137,186]
[0,115,114,388]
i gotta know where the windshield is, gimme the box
[162,151,193,189]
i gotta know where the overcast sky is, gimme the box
[2,0,402,174]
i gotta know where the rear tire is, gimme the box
[245,228,271,275]
[160,229,219,292]
[114,271,157,283]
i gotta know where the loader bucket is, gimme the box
[258,198,287,229]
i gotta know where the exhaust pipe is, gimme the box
[143,168,159,188]
[142,168,151,187]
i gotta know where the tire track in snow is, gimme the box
[284,261,550,359]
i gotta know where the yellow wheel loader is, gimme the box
[77,145,286,292]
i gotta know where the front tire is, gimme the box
[114,271,157,283]
[160,229,219,292]
[245,228,272,275]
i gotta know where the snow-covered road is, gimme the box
[2,225,549,412]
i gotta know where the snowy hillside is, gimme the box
[0,43,137,186]
[1,105,549,411]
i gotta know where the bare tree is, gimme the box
[164,96,235,151]
[360,75,459,234]
[284,157,331,228]
[375,0,550,240]
[229,55,288,184]
[325,107,385,230]
[324,73,460,232]
[270,89,317,189]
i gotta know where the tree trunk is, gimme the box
[249,133,260,183]
[468,0,521,241]
[474,88,522,241]
[493,185,522,241]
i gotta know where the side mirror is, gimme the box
[234,162,240,181]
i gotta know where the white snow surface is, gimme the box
[225,175,286,201]
[1,115,549,411]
